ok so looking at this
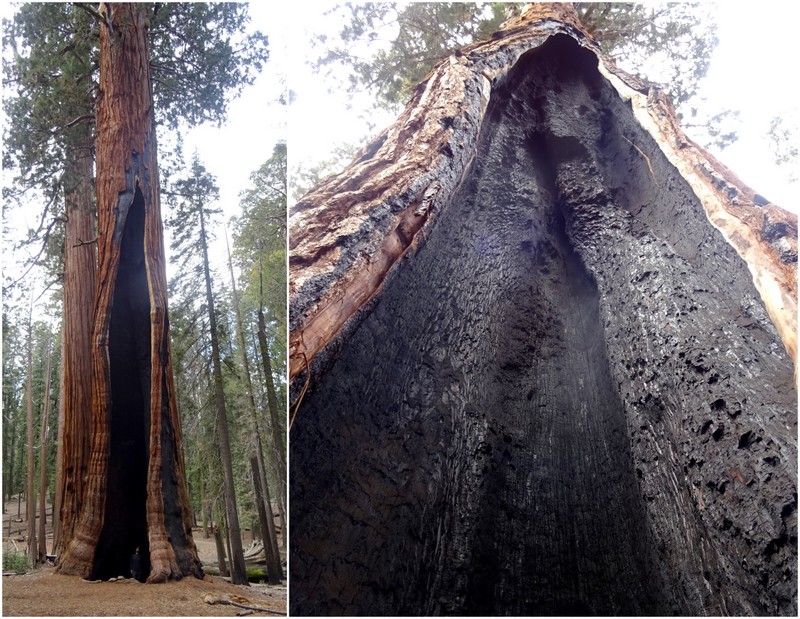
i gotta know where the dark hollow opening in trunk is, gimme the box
[291,34,796,616]
[93,185,151,581]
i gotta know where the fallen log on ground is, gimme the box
[202,593,285,616]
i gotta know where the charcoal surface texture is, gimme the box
[290,35,797,616]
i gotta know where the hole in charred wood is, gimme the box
[738,430,760,449]
[710,398,726,411]
[93,184,151,581]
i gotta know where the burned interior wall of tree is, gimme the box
[94,184,151,581]
[290,34,797,616]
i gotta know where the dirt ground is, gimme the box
[2,567,287,616]
[2,496,287,616]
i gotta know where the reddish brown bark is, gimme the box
[288,5,796,615]
[54,125,96,558]
[58,2,201,582]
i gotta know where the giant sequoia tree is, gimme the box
[57,3,201,582]
[289,5,797,615]
[3,3,268,561]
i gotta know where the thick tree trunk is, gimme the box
[54,125,96,559]
[289,4,797,616]
[199,206,248,586]
[58,2,201,582]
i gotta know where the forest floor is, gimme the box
[2,496,287,616]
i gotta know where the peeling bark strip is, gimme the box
[289,3,796,386]
[58,3,201,582]
[290,4,797,617]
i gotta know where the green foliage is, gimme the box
[2,310,25,501]
[2,3,93,295]
[3,552,28,574]
[2,2,269,293]
[164,156,220,296]
[312,2,507,110]
[148,3,269,130]
[232,142,287,365]
[1,295,60,508]
[311,2,727,147]
[575,3,718,110]
[165,153,265,539]
[2,3,96,195]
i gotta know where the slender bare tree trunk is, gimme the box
[198,204,248,585]
[25,302,38,567]
[38,335,54,559]
[214,522,228,578]
[249,456,282,583]
[256,269,286,546]
[52,332,66,554]
[225,232,283,579]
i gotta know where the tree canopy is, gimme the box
[292,2,730,199]
[312,2,718,115]
[2,2,269,294]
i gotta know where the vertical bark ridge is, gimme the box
[57,134,96,557]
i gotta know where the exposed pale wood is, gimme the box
[203,593,285,616]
